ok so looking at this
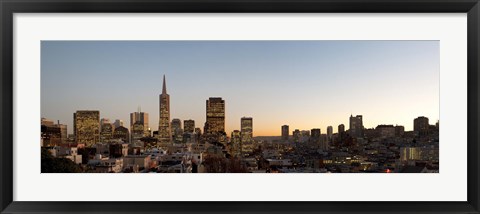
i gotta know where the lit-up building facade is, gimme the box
[131,121,146,143]
[113,126,129,143]
[400,147,422,161]
[184,119,195,133]
[74,110,100,147]
[171,118,183,143]
[100,119,114,142]
[230,130,242,157]
[130,110,149,142]
[158,75,172,143]
[205,97,225,134]
[240,117,253,144]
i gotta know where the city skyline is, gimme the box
[41,41,439,136]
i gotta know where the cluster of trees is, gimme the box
[202,154,247,173]
[41,148,82,173]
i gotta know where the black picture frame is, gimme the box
[1,0,479,213]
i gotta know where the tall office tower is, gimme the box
[230,130,242,157]
[281,125,289,141]
[414,116,429,137]
[74,110,100,147]
[205,97,225,134]
[183,120,194,143]
[310,128,321,145]
[113,119,124,128]
[100,119,114,143]
[171,119,182,134]
[338,124,345,139]
[240,117,253,144]
[158,75,172,143]
[292,129,300,143]
[171,118,183,142]
[113,126,129,143]
[130,107,150,140]
[327,126,333,141]
[54,120,67,144]
[338,124,345,134]
[349,115,364,138]
[184,120,195,133]
[131,121,145,143]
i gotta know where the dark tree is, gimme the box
[41,148,82,173]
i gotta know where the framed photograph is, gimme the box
[1,0,479,213]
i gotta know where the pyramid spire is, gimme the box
[162,75,167,95]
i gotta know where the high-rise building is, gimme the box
[130,109,149,139]
[230,130,242,157]
[158,75,172,143]
[281,125,289,141]
[240,117,253,144]
[171,119,182,134]
[171,118,183,143]
[184,119,195,133]
[54,120,67,144]
[292,129,300,143]
[338,124,345,134]
[74,110,100,147]
[327,126,333,141]
[113,119,124,128]
[349,115,364,138]
[100,119,114,143]
[131,121,145,143]
[414,116,429,137]
[205,97,225,134]
[321,134,328,148]
[338,124,345,139]
[310,128,321,145]
[113,126,129,143]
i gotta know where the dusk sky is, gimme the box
[41,41,439,136]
